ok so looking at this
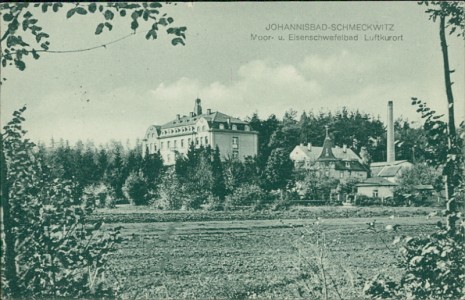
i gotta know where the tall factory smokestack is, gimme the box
[387,101,395,164]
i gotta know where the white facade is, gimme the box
[142,99,258,165]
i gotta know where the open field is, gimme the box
[100,206,443,299]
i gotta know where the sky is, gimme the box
[1,2,464,146]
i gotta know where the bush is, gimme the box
[364,228,465,299]
[225,183,267,210]
[122,171,150,206]
[82,182,116,209]
[1,107,122,298]
[182,189,211,210]
[155,169,185,210]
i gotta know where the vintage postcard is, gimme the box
[1,2,464,299]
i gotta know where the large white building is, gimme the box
[142,98,258,165]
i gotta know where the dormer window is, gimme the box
[219,124,225,130]
[345,161,350,168]
[244,125,250,131]
[232,124,237,130]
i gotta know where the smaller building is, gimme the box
[290,127,369,180]
[356,177,398,199]
[370,160,413,183]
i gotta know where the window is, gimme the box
[232,149,239,158]
[373,189,379,198]
[188,138,192,146]
[161,142,164,149]
[205,136,208,145]
[181,139,184,148]
[167,141,170,149]
[167,154,171,162]
[345,161,350,168]
[232,137,239,149]
[196,138,199,145]
[219,124,225,130]
[202,125,206,131]
[174,140,177,149]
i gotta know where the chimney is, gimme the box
[307,143,312,151]
[190,112,195,117]
[343,144,347,153]
[176,114,180,120]
[194,98,203,115]
[207,108,211,114]
[387,101,395,164]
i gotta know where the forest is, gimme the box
[32,107,440,210]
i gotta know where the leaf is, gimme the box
[14,59,26,71]
[104,10,114,20]
[95,23,104,35]
[131,11,139,20]
[149,2,162,8]
[3,13,14,22]
[75,7,87,15]
[119,9,126,17]
[131,20,138,31]
[24,11,33,19]
[31,49,40,60]
[88,2,97,13]
[35,32,49,43]
[66,8,76,19]
[171,37,185,46]
[52,3,62,13]
[104,22,112,31]
[167,17,174,24]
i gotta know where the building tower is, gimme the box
[194,98,203,116]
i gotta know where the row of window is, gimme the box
[154,136,210,150]
[147,124,251,139]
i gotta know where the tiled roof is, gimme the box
[293,145,362,162]
[370,160,412,177]
[160,111,247,129]
[356,177,398,187]
[334,160,370,172]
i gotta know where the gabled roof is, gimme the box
[159,111,247,129]
[292,145,362,162]
[356,177,398,187]
[334,160,370,172]
[370,160,412,178]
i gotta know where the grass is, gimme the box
[100,206,443,299]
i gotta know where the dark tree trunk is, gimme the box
[439,15,458,234]
[1,135,19,295]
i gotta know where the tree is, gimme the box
[211,146,226,201]
[2,108,123,298]
[141,149,164,186]
[419,0,464,232]
[365,2,465,298]
[0,2,186,77]
[1,2,187,297]
[394,163,442,205]
[263,147,294,191]
[122,171,149,206]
